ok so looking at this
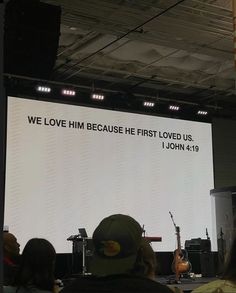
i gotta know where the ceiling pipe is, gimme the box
[59,0,186,80]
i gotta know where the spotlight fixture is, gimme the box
[62,89,76,96]
[143,101,155,107]
[36,85,51,93]
[169,105,179,111]
[91,93,104,100]
[197,110,208,115]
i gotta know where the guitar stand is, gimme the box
[166,272,194,285]
[166,274,181,284]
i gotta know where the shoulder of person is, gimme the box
[192,279,236,293]
[4,286,17,293]
[167,285,184,293]
[60,274,173,292]
[4,286,52,293]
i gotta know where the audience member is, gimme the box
[137,238,183,293]
[60,214,173,293]
[3,232,20,285]
[4,238,58,293]
[134,238,157,280]
[192,236,236,293]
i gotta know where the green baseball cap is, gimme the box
[91,214,143,276]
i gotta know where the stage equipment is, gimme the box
[169,211,191,283]
[185,238,211,253]
[185,237,215,276]
[186,251,216,277]
[67,228,93,275]
[145,236,162,242]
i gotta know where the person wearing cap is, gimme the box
[3,232,20,285]
[60,214,173,293]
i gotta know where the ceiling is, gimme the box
[5,0,236,119]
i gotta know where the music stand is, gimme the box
[67,228,89,275]
[78,228,88,238]
[67,234,80,275]
[78,228,88,275]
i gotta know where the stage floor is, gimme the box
[157,276,218,292]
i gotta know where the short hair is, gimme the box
[14,238,56,290]
[3,232,20,257]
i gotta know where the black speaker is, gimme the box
[200,253,215,277]
[185,238,211,252]
[4,0,61,78]
[188,252,216,277]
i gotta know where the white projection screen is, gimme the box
[4,96,216,253]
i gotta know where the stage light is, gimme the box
[197,110,208,115]
[36,85,51,93]
[91,93,104,100]
[169,105,179,111]
[143,101,155,107]
[62,89,76,96]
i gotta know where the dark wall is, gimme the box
[212,118,236,188]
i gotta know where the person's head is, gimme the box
[15,238,56,290]
[222,236,236,282]
[3,232,20,259]
[137,238,157,280]
[91,214,144,276]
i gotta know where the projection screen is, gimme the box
[4,96,216,252]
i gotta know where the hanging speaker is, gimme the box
[4,0,61,78]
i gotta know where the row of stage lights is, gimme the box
[145,102,208,115]
[36,85,208,116]
[37,85,105,99]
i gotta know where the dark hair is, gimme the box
[14,238,56,291]
[222,236,236,282]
